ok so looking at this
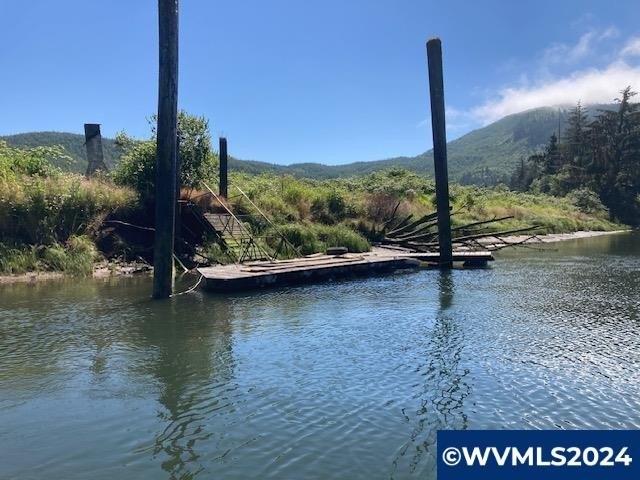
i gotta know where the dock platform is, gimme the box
[198,249,494,292]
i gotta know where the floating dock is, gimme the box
[198,249,493,292]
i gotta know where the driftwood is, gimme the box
[380,210,541,253]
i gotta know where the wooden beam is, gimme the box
[84,123,107,176]
[426,38,453,269]
[153,0,179,299]
[219,137,228,198]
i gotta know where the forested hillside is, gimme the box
[511,90,640,225]
[1,105,616,183]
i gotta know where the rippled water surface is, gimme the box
[1,232,639,479]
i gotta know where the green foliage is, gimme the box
[1,132,123,173]
[112,111,217,198]
[0,140,70,180]
[271,223,370,255]
[112,140,156,199]
[273,224,324,255]
[516,88,640,225]
[568,188,607,214]
[1,174,136,245]
[314,224,370,252]
[0,244,39,274]
[0,236,98,275]
[0,141,137,277]
[201,241,234,265]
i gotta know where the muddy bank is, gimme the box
[0,261,152,285]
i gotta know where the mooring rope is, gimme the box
[171,273,204,297]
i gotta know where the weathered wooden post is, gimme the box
[426,38,453,268]
[84,123,107,176]
[153,0,179,299]
[219,137,228,198]
[175,134,182,245]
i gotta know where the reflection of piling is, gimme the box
[84,123,107,176]
[426,38,453,268]
[219,137,228,198]
[153,0,179,299]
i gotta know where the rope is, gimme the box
[171,273,204,296]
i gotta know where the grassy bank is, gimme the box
[0,139,623,276]
[0,140,137,275]
[229,169,619,237]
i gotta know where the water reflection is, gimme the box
[1,232,639,480]
[393,271,471,479]
[134,297,236,479]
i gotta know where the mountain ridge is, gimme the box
[1,105,614,184]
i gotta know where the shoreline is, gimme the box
[0,230,632,285]
[0,261,152,285]
[489,229,631,245]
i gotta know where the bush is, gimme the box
[311,190,347,224]
[42,236,98,276]
[273,224,323,255]
[113,111,217,198]
[270,223,370,255]
[315,224,370,253]
[0,244,39,274]
[0,141,70,180]
[0,174,137,244]
[568,188,608,215]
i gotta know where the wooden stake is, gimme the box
[219,137,228,198]
[153,0,179,299]
[426,38,453,268]
[84,123,107,176]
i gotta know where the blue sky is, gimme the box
[1,0,639,165]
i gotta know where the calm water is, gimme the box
[1,232,639,479]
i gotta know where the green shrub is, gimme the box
[42,236,98,276]
[315,224,370,253]
[0,244,40,274]
[0,174,137,245]
[568,188,607,215]
[270,223,370,255]
[274,224,323,255]
[0,140,70,180]
[113,111,217,198]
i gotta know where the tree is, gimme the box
[113,111,217,200]
[521,89,640,225]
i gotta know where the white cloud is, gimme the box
[451,29,640,126]
[621,37,640,57]
[541,27,618,66]
[472,61,640,124]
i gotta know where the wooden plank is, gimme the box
[197,249,494,292]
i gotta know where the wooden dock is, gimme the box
[198,249,493,292]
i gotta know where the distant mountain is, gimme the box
[1,131,123,173]
[1,105,615,184]
[239,106,576,184]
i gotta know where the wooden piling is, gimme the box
[426,38,453,268]
[153,0,179,299]
[219,137,228,198]
[84,123,107,176]
[175,134,182,245]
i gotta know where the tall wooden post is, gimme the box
[426,38,453,268]
[219,137,228,198]
[153,0,179,299]
[175,134,182,246]
[84,123,107,176]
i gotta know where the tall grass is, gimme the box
[0,173,137,245]
[231,170,621,239]
[1,236,98,275]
